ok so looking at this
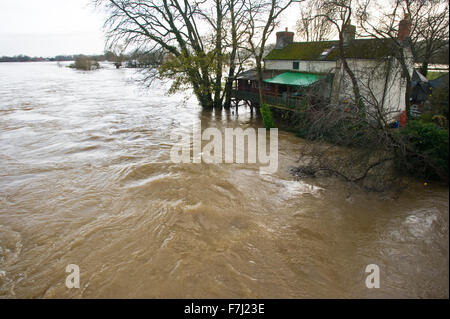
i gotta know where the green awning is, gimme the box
[263,72,326,87]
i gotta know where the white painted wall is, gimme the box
[265,60,336,74]
[333,58,410,122]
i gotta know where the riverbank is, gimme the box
[267,100,449,191]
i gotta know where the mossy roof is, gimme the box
[264,38,396,61]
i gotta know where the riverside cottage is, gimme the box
[232,15,414,122]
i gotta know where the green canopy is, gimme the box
[263,72,326,87]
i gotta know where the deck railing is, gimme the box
[231,89,306,109]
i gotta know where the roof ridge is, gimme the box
[289,37,392,45]
[265,37,396,61]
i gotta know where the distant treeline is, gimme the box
[0,54,107,63]
[415,40,450,65]
[0,50,166,68]
[0,55,49,62]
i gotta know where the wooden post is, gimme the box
[287,86,290,106]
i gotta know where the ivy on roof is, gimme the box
[264,38,396,61]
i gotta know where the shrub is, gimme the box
[294,127,310,138]
[397,120,449,181]
[429,74,449,119]
[260,104,276,129]
[69,56,100,71]
[419,113,433,123]
[432,115,448,129]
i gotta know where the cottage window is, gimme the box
[293,62,299,70]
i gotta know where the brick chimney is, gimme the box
[276,28,294,49]
[343,21,356,44]
[398,13,411,42]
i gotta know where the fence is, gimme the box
[231,90,307,109]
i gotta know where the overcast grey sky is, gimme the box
[0,0,299,57]
[0,0,106,57]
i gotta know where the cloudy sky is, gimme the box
[0,0,299,57]
[0,0,106,57]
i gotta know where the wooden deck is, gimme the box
[231,89,307,110]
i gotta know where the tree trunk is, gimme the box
[223,65,236,109]
[223,1,238,109]
[397,46,413,118]
[256,59,265,106]
[213,0,224,109]
[419,41,434,77]
[420,61,429,77]
[188,67,214,109]
[338,36,362,108]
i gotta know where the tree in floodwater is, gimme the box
[126,49,167,68]
[95,0,221,108]
[107,45,126,69]
[96,0,260,109]
[95,0,297,109]
[221,0,254,108]
[69,55,100,71]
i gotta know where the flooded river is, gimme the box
[0,62,448,298]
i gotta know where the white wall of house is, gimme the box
[332,58,410,122]
[265,60,336,74]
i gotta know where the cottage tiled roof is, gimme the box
[264,38,397,61]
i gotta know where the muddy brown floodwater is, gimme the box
[0,62,448,298]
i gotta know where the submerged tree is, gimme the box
[222,0,254,108]
[95,0,226,108]
[69,55,100,71]
[95,0,297,109]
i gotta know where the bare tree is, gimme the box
[197,0,227,108]
[108,43,126,68]
[357,0,448,109]
[95,0,227,108]
[96,0,261,109]
[296,0,335,41]
[200,0,253,108]
[409,0,449,76]
[222,0,253,108]
[243,0,301,104]
[356,0,415,114]
[315,0,363,107]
